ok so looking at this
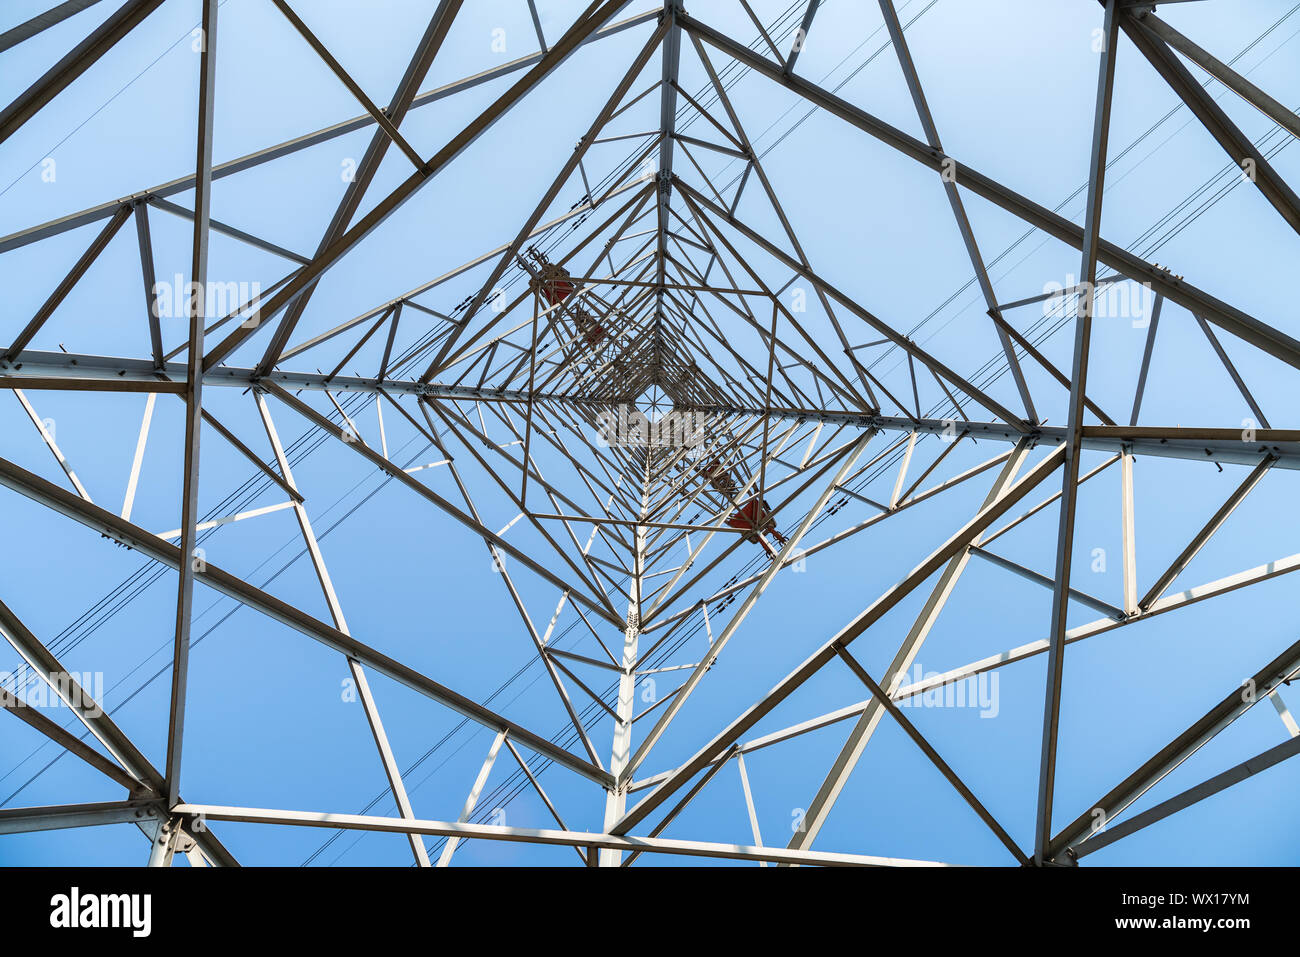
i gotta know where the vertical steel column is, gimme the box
[146,815,179,867]
[600,453,650,865]
[1120,449,1138,615]
[652,0,682,365]
[1033,0,1119,865]
[164,0,218,809]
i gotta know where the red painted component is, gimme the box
[541,275,575,306]
[528,250,606,357]
[573,308,606,347]
[700,459,737,496]
[530,261,575,307]
[725,496,786,555]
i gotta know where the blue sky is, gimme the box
[1,0,1299,866]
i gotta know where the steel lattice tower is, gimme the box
[1,0,1299,867]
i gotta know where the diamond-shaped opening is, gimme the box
[634,385,671,423]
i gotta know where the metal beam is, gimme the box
[6,351,1300,469]
[0,0,106,54]
[1,687,139,791]
[203,0,635,372]
[613,443,1065,836]
[252,0,464,374]
[785,441,1031,855]
[1072,734,1300,860]
[164,0,218,809]
[0,452,614,787]
[0,800,160,835]
[1136,11,1300,141]
[675,10,1300,372]
[1121,9,1300,236]
[0,0,165,144]
[1034,0,1119,864]
[1051,635,1300,861]
[0,10,661,256]
[173,802,948,867]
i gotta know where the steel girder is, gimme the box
[2,0,1299,869]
